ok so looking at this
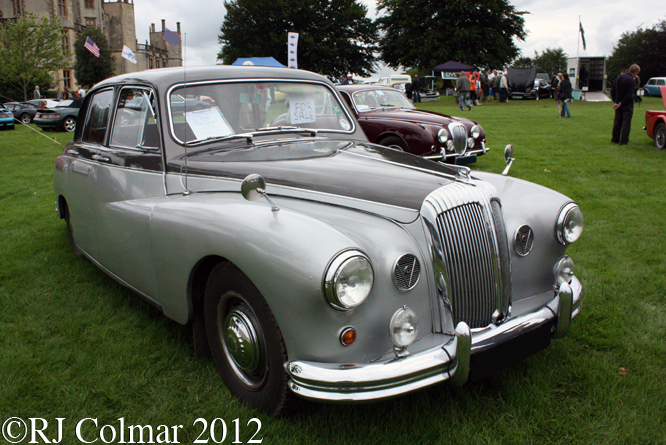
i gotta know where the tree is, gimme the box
[376,0,527,71]
[74,26,115,89]
[533,48,567,74]
[512,56,533,68]
[607,20,666,86]
[218,0,378,79]
[0,13,69,101]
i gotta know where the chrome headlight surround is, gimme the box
[471,125,481,139]
[557,203,584,245]
[323,250,374,311]
[437,128,448,144]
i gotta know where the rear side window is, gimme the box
[82,89,114,144]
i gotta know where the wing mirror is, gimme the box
[502,144,514,176]
[242,174,280,212]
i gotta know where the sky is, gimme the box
[133,0,664,78]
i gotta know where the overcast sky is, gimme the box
[134,0,663,78]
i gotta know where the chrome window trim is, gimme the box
[166,79,356,146]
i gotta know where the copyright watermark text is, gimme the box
[2,417,263,444]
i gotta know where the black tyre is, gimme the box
[63,202,84,258]
[63,117,76,132]
[378,135,408,151]
[204,262,294,416]
[20,113,31,124]
[654,122,666,150]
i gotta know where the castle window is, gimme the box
[61,30,69,54]
[85,0,94,8]
[85,18,96,27]
[63,70,72,90]
[58,0,67,16]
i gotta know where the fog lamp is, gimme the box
[467,137,475,149]
[389,306,419,348]
[553,256,575,287]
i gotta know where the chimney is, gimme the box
[151,23,155,33]
[161,19,165,32]
[177,22,181,33]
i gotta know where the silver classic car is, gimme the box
[54,66,584,415]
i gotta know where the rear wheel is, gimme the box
[63,117,76,132]
[378,135,408,151]
[20,113,31,124]
[654,122,666,150]
[204,262,294,416]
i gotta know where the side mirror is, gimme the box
[241,174,279,212]
[502,144,515,176]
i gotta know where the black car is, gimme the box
[3,102,39,124]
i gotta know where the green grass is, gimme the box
[1,97,665,444]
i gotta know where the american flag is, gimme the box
[84,37,100,57]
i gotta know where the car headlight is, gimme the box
[553,256,574,286]
[471,125,481,139]
[389,306,419,347]
[557,203,584,245]
[324,250,374,310]
[437,128,448,144]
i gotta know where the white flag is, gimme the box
[287,32,299,69]
[122,45,138,64]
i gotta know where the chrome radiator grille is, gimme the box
[449,123,467,155]
[424,182,512,329]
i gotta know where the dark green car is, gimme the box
[34,98,84,132]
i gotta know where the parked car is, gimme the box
[0,106,15,130]
[643,77,666,97]
[27,98,61,109]
[3,101,39,124]
[34,98,84,132]
[337,84,487,164]
[420,76,441,101]
[55,65,584,416]
[644,85,666,149]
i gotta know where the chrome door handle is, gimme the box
[91,154,110,163]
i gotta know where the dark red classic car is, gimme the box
[644,86,666,149]
[336,84,487,164]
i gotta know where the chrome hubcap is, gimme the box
[223,310,260,372]
[217,294,267,389]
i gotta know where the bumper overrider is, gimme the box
[285,276,582,402]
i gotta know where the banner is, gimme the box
[287,32,299,69]
[121,45,137,64]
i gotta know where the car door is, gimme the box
[91,86,166,300]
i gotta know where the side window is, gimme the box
[110,88,159,149]
[82,89,114,144]
[657,79,666,86]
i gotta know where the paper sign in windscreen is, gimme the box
[185,107,233,140]
[289,94,316,124]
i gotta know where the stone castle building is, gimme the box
[0,0,182,91]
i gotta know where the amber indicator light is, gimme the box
[340,327,356,345]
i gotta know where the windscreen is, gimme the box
[169,81,353,145]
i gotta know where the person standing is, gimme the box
[550,72,559,99]
[341,74,354,85]
[33,85,41,99]
[559,73,572,118]
[412,74,422,103]
[499,73,508,103]
[611,64,641,145]
[455,72,471,111]
[468,72,477,106]
[78,87,86,97]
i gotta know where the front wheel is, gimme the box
[654,122,666,150]
[378,135,408,151]
[63,117,76,132]
[204,263,294,416]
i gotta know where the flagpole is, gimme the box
[576,16,580,89]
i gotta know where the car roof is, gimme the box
[93,65,332,91]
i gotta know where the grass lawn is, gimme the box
[1,96,665,444]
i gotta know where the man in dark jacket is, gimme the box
[412,75,422,102]
[611,64,640,145]
[550,72,559,99]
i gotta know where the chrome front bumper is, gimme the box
[285,276,582,402]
